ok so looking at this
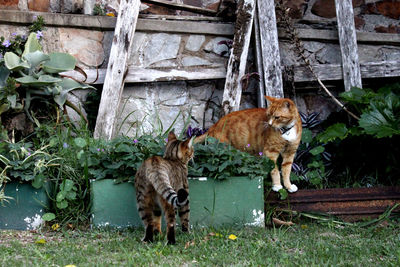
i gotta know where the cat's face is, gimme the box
[265,96,296,129]
[164,132,194,163]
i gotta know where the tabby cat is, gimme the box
[196,96,302,193]
[134,132,195,245]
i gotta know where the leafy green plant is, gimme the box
[189,137,274,181]
[313,83,400,188]
[319,85,400,142]
[291,112,331,189]
[0,140,60,204]
[0,19,94,142]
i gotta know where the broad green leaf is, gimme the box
[301,128,313,144]
[42,52,76,73]
[56,200,68,209]
[4,52,29,71]
[74,137,87,148]
[317,123,348,143]
[61,179,74,192]
[309,146,325,156]
[42,213,56,221]
[0,65,10,87]
[56,191,66,202]
[22,32,42,57]
[7,95,17,108]
[0,103,9,115]
[278,188,288,200]
[66,191,77,200]
[16,75,61,86]
[23,51,49,69]
[32,174,45,189]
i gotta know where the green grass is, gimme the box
[1,223,400,266]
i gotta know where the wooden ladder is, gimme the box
[94,0,363,139]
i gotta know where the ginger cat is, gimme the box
[195,96,302,193]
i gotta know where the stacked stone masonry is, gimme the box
[0,0,399,135]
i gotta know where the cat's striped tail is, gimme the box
[163,188,188,209]
[149,172,188,209]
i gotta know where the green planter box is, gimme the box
[0,182,50,230]
[91,177,264,228]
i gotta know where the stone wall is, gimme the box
[1,0,399,136]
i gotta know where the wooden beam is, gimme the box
[62,66,227,84]
[253,1,265,108]
[257,0,284,99]
[93,0,141,140]
[83,0,95,15]
[293,60,400,82]
[335,0,362,91]
[222,0,255,115]
[137,18,234,36]
[141,0,217,16]
[278,28,400,45]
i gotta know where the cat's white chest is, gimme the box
[282,126,298,142]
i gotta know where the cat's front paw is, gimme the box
[287,184,298,193]
[272,184,283,192]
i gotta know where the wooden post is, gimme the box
[222,0,255,115]
[335,0,362,91]
[253,1,266,108]
[84,0,95,15]
[257,0,284,99]
[93,0,141,140]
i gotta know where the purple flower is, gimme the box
[36,31,43,40]
[165,138,168,143]
[11,32,17,37]
[27,152,31,156]
[63,143,69,148]
[0,54,3,59]
[101,149,105,152]
[97,148,100,152]
[259,152,263,156]
[247,144,251,147]
[133,139,138,143]
[2,40,11,48]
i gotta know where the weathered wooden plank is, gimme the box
[257,0,284,99]
[335,0,362,91]
[137,18,234,36]
[93,0,141,140]
[3,10,400,45]
[253,1,265,108]
[278,28,400,45]
[83,0,95,15]
[222,0,255,115]
[293,60,400,82]
[0,10,233,35]
[62,66,227,84]
[141,0,217,16]
[138,14,223,21]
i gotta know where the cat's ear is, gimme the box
[168,131,177,142]
[264,95,275,103]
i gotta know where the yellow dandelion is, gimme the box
[301,224,308,229]
[52,223,60,231]
[228,234,237,240]
[215,233,222,237]
[64,265,77,267]
[106,12,115,17]
[35,238,46,244]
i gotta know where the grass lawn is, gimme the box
[1,222,399,266]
